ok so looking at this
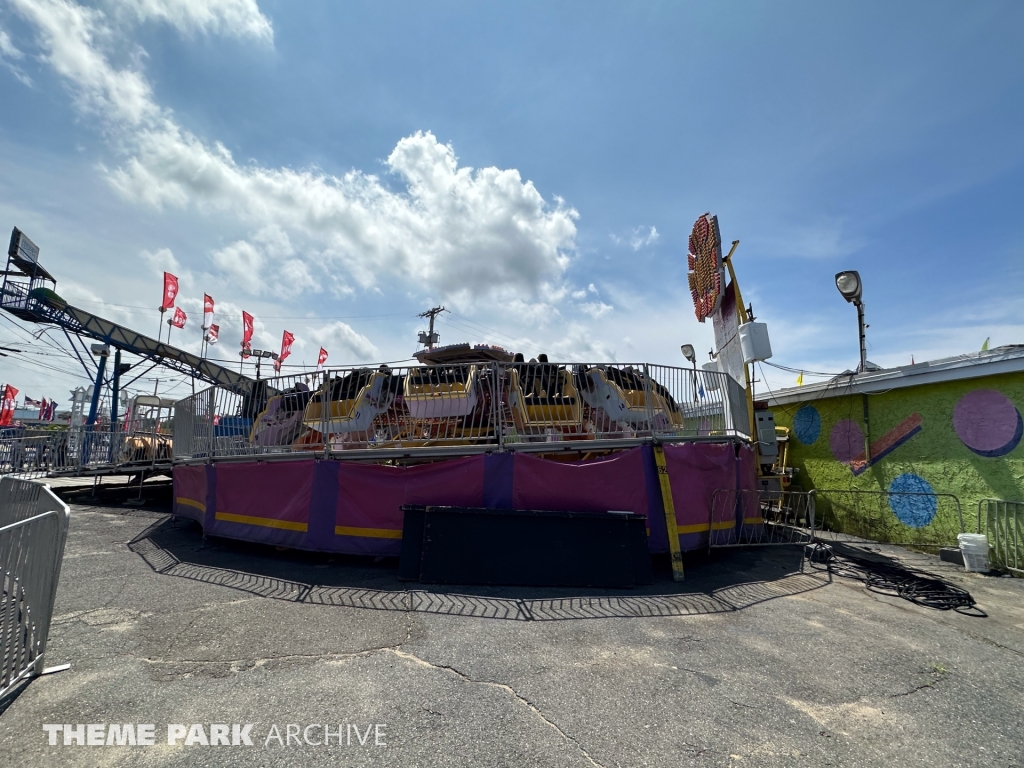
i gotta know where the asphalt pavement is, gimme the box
[1,488,1022,767]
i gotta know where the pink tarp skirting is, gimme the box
[171,443,756,556]
[663,442,755,549]
[211,460,315,546]
[334,456,486,555]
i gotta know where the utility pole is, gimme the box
[417,306,446,350]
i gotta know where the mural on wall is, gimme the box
[780,377,1024,544]
[953,389,1023,458]
[825,412,923,476]
[792,405,821,445]
[887,473,937,528]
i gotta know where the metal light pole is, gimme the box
[835,271,867,373]
[681,344,698,402]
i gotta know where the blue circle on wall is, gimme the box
[888,473,937,528]
[792,406,821,445]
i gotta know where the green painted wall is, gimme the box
[772,371,1024,545]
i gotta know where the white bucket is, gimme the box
[958,534,990,573]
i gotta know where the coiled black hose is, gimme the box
[806,542,986,616]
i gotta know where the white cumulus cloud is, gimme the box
[12,0,578,306]
[104,0,273,41]
[309,321,379,363]
[0,24,33,85]
[211,226,319,298]
[629,225,659,251]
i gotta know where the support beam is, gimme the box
[653,444,685,582]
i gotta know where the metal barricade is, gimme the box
[979,498,1024,576]
[0,434,60,479]
[707,489,815,550]
[810,489,965,549]
[0,476,70,699]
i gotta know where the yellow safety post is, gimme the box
[653,444,684,581]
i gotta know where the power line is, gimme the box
[68,299,414,322]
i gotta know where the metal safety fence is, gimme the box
[979,498,1023,576]
[707,489,815,551]
[0,427,173,479]
[810,489,965,549]
[172,361,748,462]
[0,476,70,699]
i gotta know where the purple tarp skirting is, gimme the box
[172,463,207,524]
[173,443,756,556]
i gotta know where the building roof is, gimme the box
[766,345,1024,406]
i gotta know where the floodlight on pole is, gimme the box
[835,271,862,303]
[835,270,867,373]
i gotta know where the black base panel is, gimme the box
[400,505,653,588]
[398,505,427,580]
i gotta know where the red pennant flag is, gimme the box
[207,324,219,344]
[171,307,187,328]
[161,272,179,310]
[274,330,295,372]
[38,397,47,420]
[0,384,19,426]
[317,347,328,370]
[203,294,215,328]
[241,311,254,350]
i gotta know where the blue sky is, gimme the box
[0,0,1022,402]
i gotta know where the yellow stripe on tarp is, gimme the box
[176,497,206,512]
[676,520,737,535]
[334,526,403,539]
[215,512,308,532]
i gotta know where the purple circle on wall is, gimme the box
[953,389,1023,458]
[830,419,864,464]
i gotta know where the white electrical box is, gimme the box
[739,322,773,363]
[701,360,721,390]
[755,409,778,459]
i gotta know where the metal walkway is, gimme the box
[1,227,253,391]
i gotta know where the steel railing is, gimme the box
[171,361,749,462]
[978,498,1023,576]
[0,426,174,479]
[707,489,816,551]
[0,476,70,698]
[810,489,965,549]
[0,434,61,479]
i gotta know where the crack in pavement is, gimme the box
[390,649,608,768]
[889,682,936,698]
[975,634,1024,659]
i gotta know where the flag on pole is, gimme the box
[161,272,179,310]
[796,372,804,386]
[37,398,46,419]
[274,330,295,372]
[317,347,328,370]
[0,385,18,426]
[206,324,219,344]
[45,401,57,421]
[24,396,42,408]
[203,294,215,328]
[981,337,990,352]
[241,311,254,350]
[171,307,187,328]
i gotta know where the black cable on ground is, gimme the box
[806,542,987,617]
